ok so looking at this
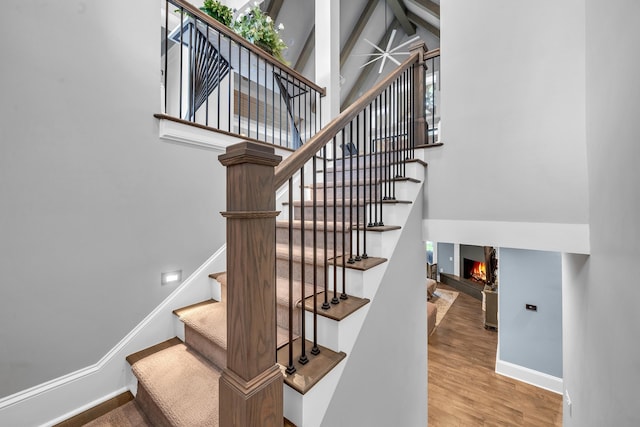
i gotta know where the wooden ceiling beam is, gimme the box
[266,0,284,20]
[341,20,400,111]
[384,0,416,35]
[413,0,440,19]
[294,26,315,72]
[407,10,439,39]
[340,0,378,68]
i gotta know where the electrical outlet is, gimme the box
[449,256,453,261]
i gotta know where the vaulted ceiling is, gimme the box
[262,0,440,111]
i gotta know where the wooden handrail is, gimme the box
[274,43,431,189]
[425,47,441,61]
[169,0,325,96]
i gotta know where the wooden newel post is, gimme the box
[218,141,283,426]
[409,42,428,147]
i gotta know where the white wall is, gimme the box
[425,0,589,254]
[562,0,640,425]
[320,192,427,426]
[0,0,226,398]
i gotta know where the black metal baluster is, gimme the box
[331,136,339,305]
[402,69,407,177]
[248,52,251,138]
[264,59,268,142]
[362,105,369,259]
[355,113,361,262]
[227,34,231,132]
[432,56,436,145]
[322,144,331,310]
[383,86,390,202]
[216,28,221,129]
[340,128,348,300]
[205,25,210,127]
[237,47,242,134]
[278,69,283,146]
[299,167,308,365]
[286,178,296,375]
[369,95,382,227]
[390,79,400,200]
[178,6,184,119]
[348,122,355,265]
[311,154,320,356]
[190,21,195,122]
[271,69,275,145]
[164,1,168,113]
[379,89,386,226]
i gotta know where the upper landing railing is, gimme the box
[159,0,325,150]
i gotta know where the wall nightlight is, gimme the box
[161,270,182,285]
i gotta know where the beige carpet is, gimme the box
[431,288,459,328]
[84,401,151,427]
[131,343,221,426]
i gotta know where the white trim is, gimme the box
[157,118,294,161]
[495,359,563,395]
[42,387,129,427]
[0,245,227,426]
[422,219,590,254]
[158,118,242,152]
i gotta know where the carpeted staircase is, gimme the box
[75,153,424,426]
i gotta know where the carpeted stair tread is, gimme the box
[308,176,420,187]
[283,198,412,207]
[276,276,316,309]
[275,220,351,232]
[173,299,218,318]
[179,302,227,353]
[83,400,152,427]
[131,342,221,427]
[276,243,346,265]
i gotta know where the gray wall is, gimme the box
[437,242,454,274]
[0,0,226,397]
[499,249,562,378]
[562,0,640,425]
[429,0,589,225]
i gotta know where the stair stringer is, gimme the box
[319,183,428,427]
[283,172,426,427]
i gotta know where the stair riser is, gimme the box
[323,166,407,183]
[277,257,327,287]
[276,303,305,336]
[294,205,367,224]
[312,184,382,201]
[135,384,172,427]
[276,226,351,253]
[184,326,227,370]
[332,151,412,169]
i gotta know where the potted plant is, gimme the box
[199,0,233,26]
[232,3,288,64]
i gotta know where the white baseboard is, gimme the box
[495,359,563,395]
[45,387,129,427]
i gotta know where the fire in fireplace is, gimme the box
[463,258,487,283]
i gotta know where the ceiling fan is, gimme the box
[357,29,421,73]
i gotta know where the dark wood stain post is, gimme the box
[219,141,283,426]
[409,43,428,147]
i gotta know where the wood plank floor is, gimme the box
[428,284,562,426]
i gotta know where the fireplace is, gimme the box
[463,258,486,284]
